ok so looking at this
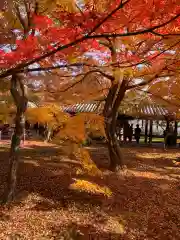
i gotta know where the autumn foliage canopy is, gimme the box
[0,0,179,76]
[0,0,179,204]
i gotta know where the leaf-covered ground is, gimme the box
[0,141,180,239]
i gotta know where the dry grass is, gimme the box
[0,141,180,239]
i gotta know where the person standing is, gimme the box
[134,124,141,144]
[34,122,39,134]
[164,124,174,149]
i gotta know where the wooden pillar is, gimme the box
[156,120,159,131]
[148,120,153,144]
[174,121,177,134]
[144,120,148,143]
[174,121,178,145]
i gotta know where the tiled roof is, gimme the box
[28,99,178,120]
[63,101,177,120]
[63,101,104,114]
[120,103,171,118]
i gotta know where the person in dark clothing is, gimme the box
[134,124,141,144]
[25,120,30,130]
[164,125,175,149]
[34,122,39,134]
[39,124,45,137]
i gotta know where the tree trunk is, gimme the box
[105,113,124,171]
[45,128,52,142]
[103,80,127,171]
[5,112,26,202]
[3,74,28,203]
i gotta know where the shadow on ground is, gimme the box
[0,143,180,239]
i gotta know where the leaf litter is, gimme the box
[0,141,180,239]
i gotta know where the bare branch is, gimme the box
[57,69,113,93]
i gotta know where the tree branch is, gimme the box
[139,89,180,109]
[10,74,28,113]
[10,74,20,106]
[0,12,179,79]
[7,36,180,75]
[56,69,114,93]
[15,4,29,36]
[18,63,103,73]
[88,0,131,35]
[23,0,31,30]
[127,57,179,90]
[127,74,159,90]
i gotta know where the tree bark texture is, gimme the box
[103,79,127,171]
[3,74,28,203]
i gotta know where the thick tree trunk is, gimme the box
[103,80,127,171]
[3,74,28,203]
[105,114,124,171]
[4,112,26,202]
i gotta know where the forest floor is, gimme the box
[0,140,180,240]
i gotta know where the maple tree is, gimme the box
[0,0,179,202]
[47,36,179,169]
